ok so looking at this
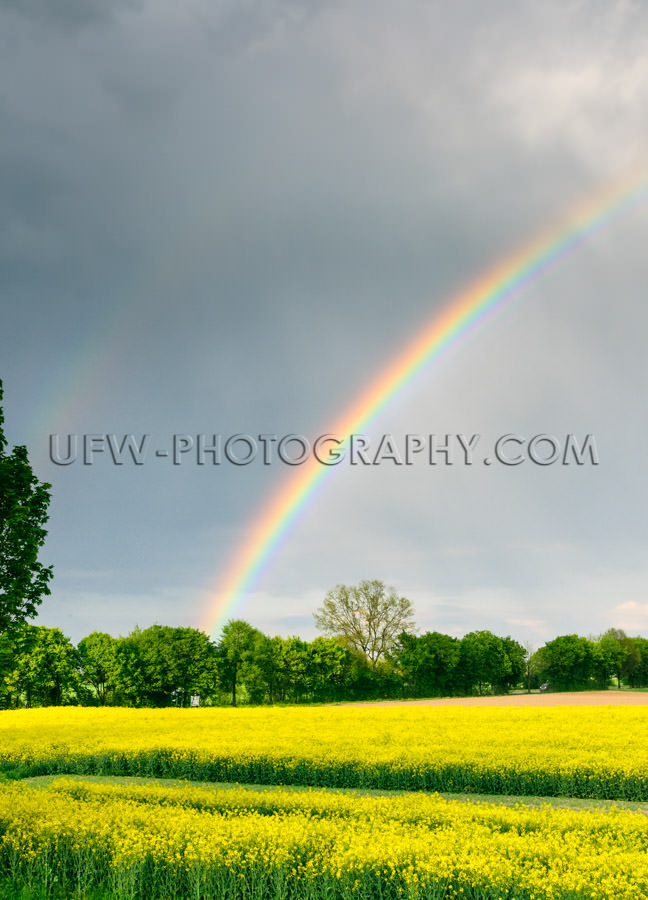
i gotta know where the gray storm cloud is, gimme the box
[1,0,647,643]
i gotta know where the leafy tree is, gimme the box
[619,635,642,685]
[347,652,400,700]
[626,637,648,688]
[2,625,38,706]
[307,637,352,702]
[98,626,217,707]
[496,636,527,693]
[234,633,353,705]
[215,619,261,706]
[77,632,116,705]
[244,634,286,704]
[523,642,534,693]
[592,629,629,689]
[0,379,53,635]
[536,634,594,691]
[136,625,216,707]
[0,628,26,707]
[314,580,415,667]
[393,631,461,697]
[280,636,311,701]
[110,631,148,707]
[69,626,217,708]
[459,631,513,696]
[4,625,78,706]
[525,645,545,691]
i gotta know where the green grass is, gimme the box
[22,773,648,815]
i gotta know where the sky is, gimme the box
[1,0,648,649]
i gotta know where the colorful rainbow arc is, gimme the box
[201,168,648,637]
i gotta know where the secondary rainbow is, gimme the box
[201,168,648,637]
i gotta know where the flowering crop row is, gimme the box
[0,777,647,899]
[1,706,648,798]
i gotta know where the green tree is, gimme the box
[136,625,216,707]
[592,629,629,689]
[393,631,461,698]
[314,580,415,667]
[4,625,78,706]
[215,619,261,706]
[244,634,285,704]
[100,626,217,707]
[77,632,116,705]
[619,635,642,685]
[626,637,648,688]
[458,631,513,696]
[496,636,527,693]
[536,634,594,691]
[236,633,350,705]
[110,631,148,707]
[0,379,53,635]
[307,637,352,702]
[525,644,546,691]
[280,636,311,701]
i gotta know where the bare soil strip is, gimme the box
[340,690,648,708]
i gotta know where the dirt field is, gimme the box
[344,691,648,708]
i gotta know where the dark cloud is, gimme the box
[0,0,141,29]
[1,0,647,644]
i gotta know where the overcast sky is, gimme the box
[2,0,648,647]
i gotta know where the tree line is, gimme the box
[1,616,647,709]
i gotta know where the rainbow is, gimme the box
[201,168,648,637]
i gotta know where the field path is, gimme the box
[340,690,648,708]
[20,773,648,816]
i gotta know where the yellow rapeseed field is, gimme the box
[1,706,648,897]
[1,777,647,898]
[1,705,647,797]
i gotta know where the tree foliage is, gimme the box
[3,625,78,706]
[136,625,216,707]
[5,618,648,708]
[534,634,594,691]
[393,630,461,697]
[0,379,53,635]
[214,619,262,706]
[77,632,116,705]
[592,629,630,689]
[626,637,648,687]
[314,580,415,666]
